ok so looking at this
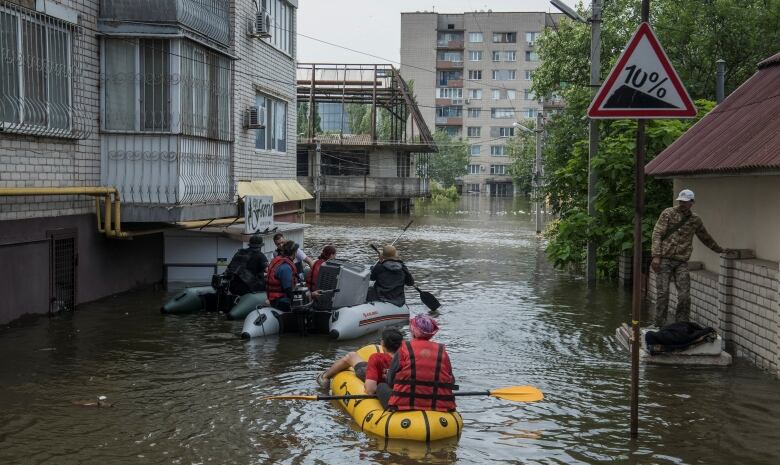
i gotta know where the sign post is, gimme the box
[244,195,274,235]
[587,0,696,438]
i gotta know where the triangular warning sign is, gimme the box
[588,22,696,119]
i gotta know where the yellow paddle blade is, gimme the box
[260,394,318,401]
[489,385,544,402]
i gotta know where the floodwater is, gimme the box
[2,196,780,465]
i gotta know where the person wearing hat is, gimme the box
[384,314,457,412]
[266,240,300,311]
[367,245,414,307]
[651,189,730,327]
[223,234,268,296]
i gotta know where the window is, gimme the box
[467,70,482,80]
[490,164,507,175]
[467,108,481,118]
[264,0,294,55]
[492,32,517,43]
[438,51,463,62]
[438,126,461,137]
[437,31,464,46]
[438,70,462,86]
[436,88,464,99]
[524,89,537,100]
[524,107,538,118]
[470,145,481,156]
[526,31,539,45]
[525,69,534,81]
[468,32,483,43]
[467,89,482,99]
[491,108,514,119]
[491,70,516,80]
[467,127,481,137]
[436,106,463,118]
[180,41,231,139]
[492,50,517,62]
[468,164,481,174]
[491,145,508,156]
[467,183,480,193]
[525,51,539,62]
[491,89,500,100]
[255,93,288,152]
[491,127,515,138]
[1,9,72,132]
[469,50,482,61]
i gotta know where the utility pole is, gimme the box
[535,112,544,234]
[586,0,602,287]
[314,141,321,215]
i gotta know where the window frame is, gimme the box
[470,145,481,156]
[468,164,481,174]
[467,126,481,138]
[468,50,482,61]
[490,164,507,175]
[467,108,481,118]
[255,92,288,153]
[468,32,483,43]
[263,0,294,56]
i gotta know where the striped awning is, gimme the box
[237,180,313,203]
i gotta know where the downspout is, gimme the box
[0,187,128,239]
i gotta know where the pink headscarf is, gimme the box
[409,313,439,340]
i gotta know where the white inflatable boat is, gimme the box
[240,259,409,340]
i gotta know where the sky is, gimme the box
[296,0,587,64]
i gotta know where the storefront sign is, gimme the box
[244,195,274,234]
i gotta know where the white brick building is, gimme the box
[0,0,300,324]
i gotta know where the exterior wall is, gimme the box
[369,149,398,177]
[0,215,163,325]
[231,0,298,184]
[673,176,780,272]
[400,11,549,195]
[0,0,100,220]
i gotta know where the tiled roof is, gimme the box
[646,53,780,177]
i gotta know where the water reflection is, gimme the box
[0,196,779,464]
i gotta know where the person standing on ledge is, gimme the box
[651,189,730,328]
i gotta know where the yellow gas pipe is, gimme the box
[0,187,127,238]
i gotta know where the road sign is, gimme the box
[588,22,696,119]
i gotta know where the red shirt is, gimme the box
[365,352,393,383]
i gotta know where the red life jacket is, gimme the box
[266,256,297,301]
[307,258,326,291]
[389,340,457,412]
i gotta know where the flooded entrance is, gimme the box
[1,197,780,464]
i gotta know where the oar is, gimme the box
[414,286,441,311]
[390,219,414,246]
[261,385,543,403]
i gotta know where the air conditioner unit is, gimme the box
[248,10,271,38]
[480,165,486,172]
[243,106,265,129]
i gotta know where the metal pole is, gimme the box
[586,0,602,287]
[535,112,544,234]
[716,59,726,104]
[308,64,316,142]
[631,0,651,439]
[314,141,321,215]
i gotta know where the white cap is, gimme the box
[676,189,695,202]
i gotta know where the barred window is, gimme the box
[0,7,72,132]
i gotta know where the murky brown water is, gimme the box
[2,196,780,464]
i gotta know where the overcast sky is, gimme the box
[297,0,587,64]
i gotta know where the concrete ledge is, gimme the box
[121,203,237,222]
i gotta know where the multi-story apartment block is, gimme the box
[401,11,560,197]
[0,0,301,324]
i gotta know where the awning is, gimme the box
[237,180,313,203]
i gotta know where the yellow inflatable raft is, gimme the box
[330,344,464,442]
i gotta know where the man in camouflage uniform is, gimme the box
[651,189,728,327]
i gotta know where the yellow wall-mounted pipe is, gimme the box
[0,187,127,239]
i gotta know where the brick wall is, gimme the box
[231,0,298,185]
[0,0,101,221]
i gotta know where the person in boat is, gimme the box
[385,314,457,412]
[367,245,414,307]
[273,233,314,279]
[307,245,336,292]
[266,240,300,312]
[316,328,403,407]
[223,234,268,296]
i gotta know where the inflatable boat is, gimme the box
[329,344,463,442]
[160,284,266,320]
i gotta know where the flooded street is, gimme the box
[2,197,780,464]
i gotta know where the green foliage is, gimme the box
[506,122,536,196]
[297,102,321,138]
[418,131,470,188]
[429,181,460,201]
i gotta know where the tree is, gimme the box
[296,102,321,138]
[418,131,469,188]
[506,122,536,197]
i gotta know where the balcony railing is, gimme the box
[298,176,426,199]
[436,40,465,49]
[436,60,464,69]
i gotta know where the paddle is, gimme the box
[391,219,414,246]
[261,385,543,403]
[414,286,441,312]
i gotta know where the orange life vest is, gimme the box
[389,340,457,412]
[266,256,297,301]
[307,258,326,291]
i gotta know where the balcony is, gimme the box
[436,40,465,49]
[99,0,230,48]
[101,134,234,222]
[436,60,464,70]
[446,79,464,88]
[435,117,463,126]
[298,176,427,199]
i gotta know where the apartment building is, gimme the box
[0,0,300,324]
[401,11,560,197]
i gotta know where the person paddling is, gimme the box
[385,314,456,412]
[368,245,414,306]
[317,328,404,408]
